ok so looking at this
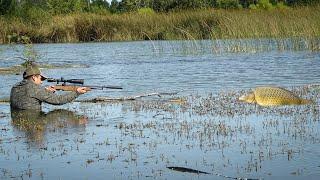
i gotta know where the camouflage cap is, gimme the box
[23,63,47,80]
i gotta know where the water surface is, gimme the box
[0,40,320,179]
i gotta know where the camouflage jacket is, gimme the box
[10,79,80,110]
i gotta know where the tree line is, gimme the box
[1,0,319,16]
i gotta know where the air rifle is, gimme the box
[47,77,123,91]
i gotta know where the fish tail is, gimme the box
[300,99,314,105]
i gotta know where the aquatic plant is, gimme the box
[1,84,320,179]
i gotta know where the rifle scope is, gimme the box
[47,77,84,85]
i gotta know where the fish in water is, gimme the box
[167,166,210,174]
[239,86,313,106]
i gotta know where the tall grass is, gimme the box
[211,7,320,39]
[0,6,319,48]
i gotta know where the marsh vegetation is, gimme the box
[1,7,319,44]
[1,0,320,51]
[0,84,319,179]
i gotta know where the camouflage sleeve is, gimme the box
[31,87,80,105]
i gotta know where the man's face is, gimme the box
[32,75,43,85]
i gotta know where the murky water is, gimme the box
[0,40,320,179]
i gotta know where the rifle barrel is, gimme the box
[54,85,122,91]
[87,85,123,90]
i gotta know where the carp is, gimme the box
[239,86,313,106]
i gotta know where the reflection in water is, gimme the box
[11,109,88,147]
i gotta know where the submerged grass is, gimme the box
[1,84,320,179]
[0,6,319,48]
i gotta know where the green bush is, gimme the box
[175,0,211,10]
[249,0,277,10]
[137,7,155,15]
[287,0,320,6]
[276,2,289,10]
[216,0,242,9]
[90,6,111,15]
[249,4,257,9]
[23,6,51,25]
[47,0,87,15]
[152,0,175,12]
[257,0,274,10]
[0,0,17,15]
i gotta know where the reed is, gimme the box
[212,7,320,39]
[0,6,319,48]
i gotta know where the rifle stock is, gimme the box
[54,85,91,92]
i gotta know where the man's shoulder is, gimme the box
[12,79,41,92]
[13,79,30,86]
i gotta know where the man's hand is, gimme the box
[45,86,56,93]
[76,87,90,94]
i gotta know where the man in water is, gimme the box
[10,63,89,110]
